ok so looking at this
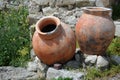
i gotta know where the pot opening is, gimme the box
[41,24,56,32]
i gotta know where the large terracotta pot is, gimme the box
[75,7,115,55]
[32,16,76,65]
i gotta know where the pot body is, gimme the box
[75,7,115,55]
[32,16,76,65]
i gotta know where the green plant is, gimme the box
[0,6,30,67]
[85,65,120,80]
[107,37,120,56]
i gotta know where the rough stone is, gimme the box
[0,66,40,80]
[75,53,81,62]
[46,68,84,80]
[65,60,81,69]
[88,0,96,6]
[96,56,109,69]
[74,9,82,18]
[32,0,52,6]
[96,0,111,7]
[76,0,89,7]
[114,21,120,37]
[56,0,75,7]
[75,48,80,54]
[27,13,42,25]
[34,56,48,72]
[65,16,77,25]
[111,55,120,65]
[27,61,38,72]
[0,1,4,9]
[28,1,40,14]
[85,55,97,65]
[43,7,56,16]
[30,48,36,60]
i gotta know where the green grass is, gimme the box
[85,65,120,80]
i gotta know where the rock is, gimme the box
[34,56,48,72]
[88,0,96,6]
[32,0,52,6]
[85,55,97,65]
[28,1,40,14]
[96,56,109,70]
[27,61,38,72]
[75,48,80,54]
[27,14,42,25]
[0,66,40,80]
[46,68,84,80]
[75,53,81,62]
[95,0,111,7]
[68,5,74,10]
[65,16,77,25]
[76,0,89,7]
[43,7,56,15]
[114,21,120,37]
[111,55,120,65]
[56,0,75,7]
[74,9,82,18]
[0,1,4,9]
[53,63,62,70]
[30,48,36,60]
[65,60,81,69]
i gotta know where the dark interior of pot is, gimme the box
[41,24,56,32]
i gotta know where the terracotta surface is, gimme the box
[32,16,76,65]
[75,7,115,55]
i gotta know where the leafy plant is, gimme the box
[107,37,120,56]
[85,65,120,80]
[0,6,30,67]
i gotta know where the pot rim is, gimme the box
[36,16,61,35]
[81,7,112,12]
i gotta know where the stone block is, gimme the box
[46,68,84,80]
[96,0,111,7]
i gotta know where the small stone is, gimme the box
[0,66,40,80]
[111,55,120,65]
[30,49,36,60]
[65,16,77,25]
[68,5,74,10]
[114,21,120,37]
[75,48,80,54]
[95,0,111,7]
[96,56,109,70]
[46,68,84,80]
[28,1,40,14]
[65,60,81,69]
[43,7,56,15]
[34,56,48,72]
[54,63,62,70]
[75,53,81,62]
[85,55,97,65]
[27,61,38,72]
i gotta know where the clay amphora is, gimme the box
[75,7,115,55]
[32,16,76,65]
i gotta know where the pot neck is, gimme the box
[36,16,62,39]
[82,7,112,17]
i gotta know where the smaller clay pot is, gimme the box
[75,7,115,55]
